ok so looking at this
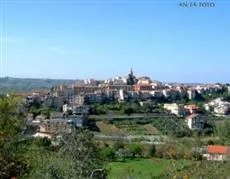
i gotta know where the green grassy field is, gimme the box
[108,158,192,179]
[95,121,160,135]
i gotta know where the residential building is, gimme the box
[187,89,196,100]
[105,89,118,101]
[151,81,163,90]
[39,119,72,134]
[162,89,171,98]
[164,103,187,116]
[84,79,100,86]
[205,98,230,115]
[72,95,85,106]
[184,104,199,114]
[39,115,88,134]
[62,104,72,113]
[137,76,152,85]
[228,86,230,94]
[133,84,152,92]
[139,92,152,101]
[52,96,64,111]
[73,105,89,115]
[105,84,132,91]
[214,104,230,115]
[186,114,204,130]
[127,91,139,101]
[204,145,230,161]
[150,90,163,98]
[204,103,210,111]
[118,89,125,101]
[73,85,102,95]
[84,93,103,104]
[176,87,187,98]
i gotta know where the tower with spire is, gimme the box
[130,67,133,76]
[127,67,137,85]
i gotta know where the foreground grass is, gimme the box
[108,158,192,179]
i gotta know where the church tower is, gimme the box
[127,67,137,85]
[130,67,133,76]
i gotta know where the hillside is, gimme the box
[0,77,83,94]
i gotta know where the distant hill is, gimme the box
[0,77,83,94]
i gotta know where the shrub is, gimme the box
[148,144,156,157]
[128,144,143,158]
[100,147,116,161]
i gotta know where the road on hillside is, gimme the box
[89,113,173,120]
[94,133,166,144]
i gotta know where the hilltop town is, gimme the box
[1,69,230,178]
[7,68,228,139]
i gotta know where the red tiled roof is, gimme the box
[208,145,229,154]
[186,114,199,119]
[185,104,198,109]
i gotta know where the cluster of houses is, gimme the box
[163,98,230,130]
[15,69,228,138]
[19,69,228,112]
[163,103,204,130]
[47,69,226,107]
[27,105,90,139]
[204,98,230,115]
[51,82,224,105]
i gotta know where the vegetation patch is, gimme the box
[108,158,193,179]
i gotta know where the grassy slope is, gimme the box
[108,158,192,179]
[95,121,160,136]
[95,121,125,135]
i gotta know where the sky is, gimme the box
[0,0,229,83]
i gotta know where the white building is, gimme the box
[205,98,230,115]
[187,89,196,100]
[137,76,152,85]
[62,104,72,113]
[204,145,230,161]
[228,86,230,94]
[72,95,85,106]
[150,90,163,98]
[163,89,171,98]
[119,89,125,101]
[164,103,187,116]
[186,114,204,130]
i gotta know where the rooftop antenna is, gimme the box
[0,0,4,77]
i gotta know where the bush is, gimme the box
[113,141,125,150]
[123,107,134,115]
[191,151,203,161]
[148,144,156,157]
[100,147,116,161]
[128,144,143,158]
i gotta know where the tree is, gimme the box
[0,96,107,179]
[148,144,156,157]
[113,141,125,151]
[128,144,142,158]
[126,74,136,85]
[223,94,230,102]
[215,120,230,144]
[0,96,29,178]
[27,128,107,179]
[100,146,116,161]
[59,128,107,179]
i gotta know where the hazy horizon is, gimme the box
[0,0,229,83]
[0,75,227,85]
